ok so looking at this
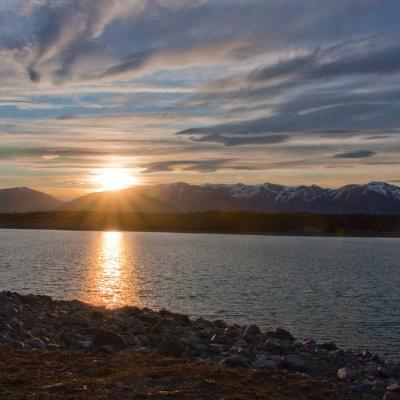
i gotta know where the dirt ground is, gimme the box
[0,346,360,400]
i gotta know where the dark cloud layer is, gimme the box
[334,150,377,159]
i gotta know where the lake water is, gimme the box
[0,229,399,358]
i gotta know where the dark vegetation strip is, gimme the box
[0,211,399,236]
[0,347,357,400]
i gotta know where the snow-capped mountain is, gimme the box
[62,181,400,214]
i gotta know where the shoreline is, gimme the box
[1,211,400,239]
[1,226,400,239]
[0,291,398,399]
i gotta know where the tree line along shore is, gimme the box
[0,211,400,236]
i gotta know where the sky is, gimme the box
[1,0,400,199]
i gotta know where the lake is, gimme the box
[0,229,399,358]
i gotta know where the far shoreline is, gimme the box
[1,225,400,238]
[1,210,400,238]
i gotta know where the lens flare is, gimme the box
[93,167,139,191]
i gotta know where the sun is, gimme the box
[93,168,139,192]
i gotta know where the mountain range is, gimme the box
[0,187,63,213]
[1,182,400,215]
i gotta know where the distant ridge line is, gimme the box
[1,181,400,214]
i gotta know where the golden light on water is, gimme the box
[93,167,140,192]
[85,231,138,308]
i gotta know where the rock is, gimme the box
[9,317,24,329]
[243,324,261,341]
[210,334,230,345]
[173,314,191,327]
[387,384,400,392]
[266,328,295,342]
[155,338,186,358]
[319,341,337,351]
[213,320,227,329]
[223,355,249,368]
[372,379,387,394]
[264,339,289,355]
[90,311,104,320]
[230,339,248,352]
[252,356,278,371]
[362,350,372,359]
[303,338,318,352]
[337,367,355,381]
[78,339,93,350]
[223,326,241,338]
[361,393,376,400]
[61,312,88,326]
[101,345,118,354]
[384,390,400,400]
[93,329,126,350]
[13,341,26,350]
[0,331,12,344]
[0,304,16,319]
[208,344,224,353]
[151,318,176,334]
[47,344,62,351]
[377,366,394,378]
[139,313,160,326]
[282,354,306,370]
[296,372,312,379]
[24,337,47,351]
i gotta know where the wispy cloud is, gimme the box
[1,0,400,195]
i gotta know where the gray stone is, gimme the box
[9,317,24,329]
[251,356,278,371]
[223,355,249,368]
[282,354,306,370]
[372,380,387,394]
[231,339,248,351]
[93,329,126,349]
[377,366,394,378]
[243,324,261,341]
[0,331,11,343]
[384,392,400,400]
[264,338,289,355]
[13,341,26,350]
[337,367,355,380]
[387,384,400,393]
[303,338,318,352]
[266,328,295,342]
[24,337,47,351]
[155,338,186,358]
[319,341,337,351]
[210,334,230,345]
[209,344,225,353]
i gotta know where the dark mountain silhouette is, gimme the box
[61,181,400,215]
[0,187,63,213]
[1,182,400,214]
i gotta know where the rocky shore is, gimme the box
[0,291,399,400]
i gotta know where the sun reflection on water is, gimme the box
[84,231,138,308]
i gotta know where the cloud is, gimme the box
[334,150,377,159]
[141,159,235,174]
[41,154,59,160]
[1,0,400,192]
[98,40,247,81]
[191,133,289,146]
